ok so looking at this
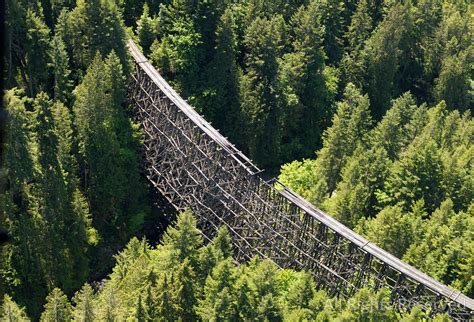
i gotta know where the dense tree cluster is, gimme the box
[280,92,474,297]
[134,0,472,171]
[1,211,452,321]
[2,0,472,319]
[2,0,151,317]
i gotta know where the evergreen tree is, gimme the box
[151,2,203,97]
[364,3,408,119]
[319,0,345,65]
[324,146,390,227]
[154,274,177,320]
[356,205,421,258]
[0,295,30,322]
[279,0,338,162]
[1,90,92,316]
[97,288,117,322]
[194,0,229,62]
[172,259,198,321]
[24,9,52,96]
[72,284,95,322]
[434,52,472,111]
[339,0,374,90]
[1,89,48,317]
[285,272,316,311]
[34,93,92,293]
[345,0,373,53]
[423,2,472,106]
[240,15,286,169]
[50,101,77,188]
[393,3,425,100]
[132,294,147,322]
[73,52,149,244]
[136,3,156,56]
[56,0,129,73]
[196,259,237,320]
[160,210,203,267]
[211,226,233,260]
[247,259,281,320]
[4,1,53,95]
[50,34,72,104]
[403,200,474,296]
[315,83,372,195]
[199,9,243,147]
[377,140,445,214]
[256,294,282,321]
[40,288,72,322]
[144,285,156,321]
[3,0,474,317]
[111,237,150,282]
[234,275,254,320]
[370,93,419,160]
[442,144,474,213]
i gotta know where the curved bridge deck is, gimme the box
[127,39,473,320]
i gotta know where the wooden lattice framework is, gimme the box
[127,40,473,320]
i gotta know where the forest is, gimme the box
[1,0,472,320]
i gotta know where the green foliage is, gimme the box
[24,210,470,320]
[279,0,337,162]
[73,52,149,244]
[1,295,30,322]
[50,34,72,104]
[378,140,445,214]
[136,3,156,55]
[364,3,408,119]
[4,2,53,96]
[151,0,204,97]
[319,0,346,65]
[324,145,390,227]
[315,83,372,195]
[143,0,472,173]
[1,89,96,317]
[339,288,398,321]
[57,211,452,320]
[281,91,473,293]
[40,288,72,322]
[356,205,422,258]
[434,52,472,111]
[345,0,373,52]
[3,0,473,318]
[198,8,244,146]
[23,8,52,96]
[403,200,474,297]
[278,159,327,206]
[160,209,203,267]
[240,15,286,169]
[72,284,95,322]
[56,0,129,74]
[196,259,237,320]
[121,0,146,26]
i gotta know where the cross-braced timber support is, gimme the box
[127,40,473,320]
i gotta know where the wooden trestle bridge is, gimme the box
[127,40,473,320]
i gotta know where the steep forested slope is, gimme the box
[1,212,452,321]
[279,96,473,297]
[1,0,472,319]
[2,0,152,316]
[132,0,472,171]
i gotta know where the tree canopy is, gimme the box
[2,0,472,318]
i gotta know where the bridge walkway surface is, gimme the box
[127,39,473,320]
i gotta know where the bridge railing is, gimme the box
[127,39,473,320]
